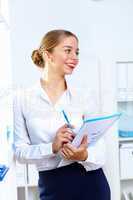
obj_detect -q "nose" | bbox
[70,51,79,61]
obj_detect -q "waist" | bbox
[39,162,85,177]
[36,157,103,172]
[39,162,102,178]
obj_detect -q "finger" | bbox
[60,151,68,160]
[59,128,72,135]
[61,137,73,144]
[59,132,75,142]
[80,135,88,148]
[66,129,76,138]
[66,128,73,133]
[59,124,69,131]
[63,132,74,140]
[82,135,88,143]
[61,128,74,134]
[60,124,75,132]
[61,148,72,159]
[63,143,77,152]
[61,137,72,144]
[62,146,74,156]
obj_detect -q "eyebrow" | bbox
[63,45,79,51]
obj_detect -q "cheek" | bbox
[52,54,66,64]
[76,59,79,65]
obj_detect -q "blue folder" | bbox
[72,112,122,147]
[0,164,9,181]
[58,112,122,167]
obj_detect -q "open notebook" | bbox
[58,112,121,167]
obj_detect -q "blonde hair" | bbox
[31,29,78,68]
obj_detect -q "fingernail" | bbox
[67,128,73,132]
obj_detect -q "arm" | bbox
[13,92,74,164]
[13,92,55,164]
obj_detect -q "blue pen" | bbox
[62,110,73,129]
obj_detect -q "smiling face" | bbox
[46,36,79,76]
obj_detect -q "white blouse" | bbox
[13,81,106,172]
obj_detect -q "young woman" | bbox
[13,29,111,200]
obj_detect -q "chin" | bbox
[65,68,74,75]
[65,71,73,75]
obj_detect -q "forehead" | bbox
[57,36,78,48]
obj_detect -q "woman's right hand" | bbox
[52,124,74,154]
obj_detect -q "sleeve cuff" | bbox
[39,143,55,158]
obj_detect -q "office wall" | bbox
[9,0,133,199]
[0,25,17,200]
[10,0,133,88]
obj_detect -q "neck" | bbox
[40,76,67,92]
[41,63,67,92]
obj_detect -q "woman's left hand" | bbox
[60,135,88,161]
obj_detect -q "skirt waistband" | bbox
[39,162,86,176]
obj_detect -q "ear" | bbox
[43,51,53,62]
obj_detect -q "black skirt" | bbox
[38,162,111,200]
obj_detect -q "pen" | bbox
[62,110,73,129]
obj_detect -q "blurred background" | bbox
[1,0,133,199]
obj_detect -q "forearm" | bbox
[14,142,56,164]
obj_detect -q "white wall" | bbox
[10,0,133,88]
[9,0,133,199]
[0,13,17,200]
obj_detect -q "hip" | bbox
[38,162,110,200]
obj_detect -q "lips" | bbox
[65,62,77,68]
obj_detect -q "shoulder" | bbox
[13,85,40,117]
[13,85,37,108]
[13,88,30,102]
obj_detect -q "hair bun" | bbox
[31,49,44,68]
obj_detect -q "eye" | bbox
[76,51,79,56]
[65,49,71,54]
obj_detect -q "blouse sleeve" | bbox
[13,91,55,164]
